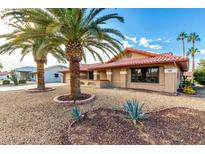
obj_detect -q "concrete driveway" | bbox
[0,83,67,92]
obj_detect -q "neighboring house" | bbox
[60,48,189,93]
[43,65,68,83]
[0,71,9,80]
[15,66,36,81]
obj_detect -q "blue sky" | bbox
[1,8,205,70]
[105,9,205,60]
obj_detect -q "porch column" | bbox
[120,68,127,88]
[164,66,178,93]
[106,69,112,87]
[106,69,112,81]
[93,70,99,80]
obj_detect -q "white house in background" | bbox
[15,66,36,81]
[43,65,68,83]
[15,65,68,83]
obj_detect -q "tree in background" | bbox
[0,62,3,70]
[4,8,125,99]
[177,32,187,56]
[187,32,201,48]
[0,14,66,90]
[194,59,205,87]
[187,47,200,82]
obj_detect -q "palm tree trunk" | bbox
[182,39,185,56]
[69,60,81,99]
[36,60,45,90]
[192,55,195,83]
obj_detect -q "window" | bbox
[54,73,59,78]
[89,71,94,80]
[131,67,159,83]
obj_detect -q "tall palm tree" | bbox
[177,32,187,56]
[187,47,200,82]
[0,22,66,90]
[3,8,125,99]
[187,32,201,48]
[0,62,3,70]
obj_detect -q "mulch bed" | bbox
[58,93,91,101]
[59,107,205,145]
[26,87,56,93]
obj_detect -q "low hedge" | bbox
[2,80,10,85]
[19,79,27,84]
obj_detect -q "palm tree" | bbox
[0,22,66,90]
[3,8,125,99]
[187,47,200,82]
[177,32,187,56]
[0,62,3,70]
[187,32,201,48]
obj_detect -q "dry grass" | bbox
[0,85,205,144]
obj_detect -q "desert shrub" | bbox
[11,75,18,85]
[71,106,82,121]
[19,79,26,84]
[123,99,148,124]
[2,80,10,85]
[183,86,196,94]
[180,75,192,88]
[194,70,205,87]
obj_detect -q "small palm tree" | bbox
[187,47,200,82]
[0,22,66,90]
[177,32,187,56]
[187,32,201,48]
[3,8,125,99]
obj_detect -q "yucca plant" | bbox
[123,99,148,124]
[70,106,82,121]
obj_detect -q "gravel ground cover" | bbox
[0,85,205,144]
[61,107,205,145]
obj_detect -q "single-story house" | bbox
[15,66,36,81]
[15,65,68,83]
[60,48,189,93]
[0,71,9,80]
[43,65,68,83]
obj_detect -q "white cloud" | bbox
[138,37,162,50]
[200,49,205,55]
[149,44,162,50]
[163,38,171,43]
[156,38,162,41]
[121,40,134,48]
[124,35,137,43]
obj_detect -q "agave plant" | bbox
[123,99,148,124]
[70,106,82,121]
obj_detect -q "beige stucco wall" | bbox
[114,52,150,62]
[111,68,121,87]
[108,64,182,93]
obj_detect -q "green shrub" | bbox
[180,75,192,88]
[2,80,10,85]
[19,79,26,84]
[71,106,82,121]
[124,99,149,124]
[183,86,196,94]
[194,70,205,87]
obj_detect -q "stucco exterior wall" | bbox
[114,52,150,62]
[108,63,181,93]
[44,66,66,83]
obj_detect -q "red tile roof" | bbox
[90,53,189,70]
[60,48,189,72]
[0,71,9,76]
[60,63,101,73]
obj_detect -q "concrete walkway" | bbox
[0,83,67,92]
